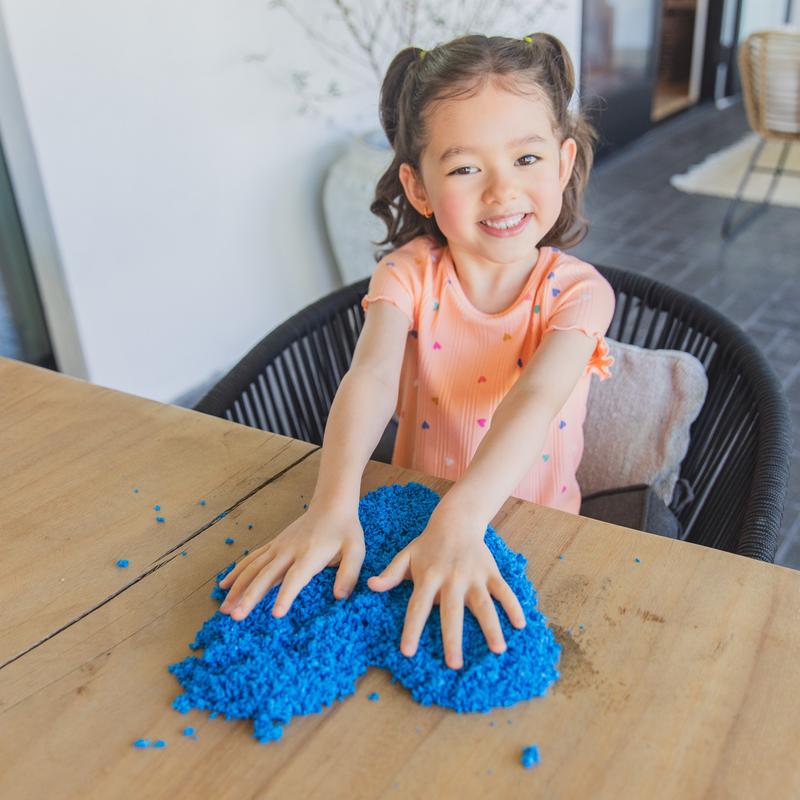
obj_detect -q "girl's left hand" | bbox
[366,507,527,670]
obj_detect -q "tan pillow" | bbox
[577,339,708,505]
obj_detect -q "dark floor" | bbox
[572,99,799,570]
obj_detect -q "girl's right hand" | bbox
[217,502,365,621]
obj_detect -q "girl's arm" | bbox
[437,328,598,522]
[311,300,409,510]
[368,329,598,669]
[218,300,409,620]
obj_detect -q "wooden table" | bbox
[1,356,799,800]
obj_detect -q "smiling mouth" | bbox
[479,212,531,232]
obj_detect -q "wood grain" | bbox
[2,448,799,800]
[0,357,315,664]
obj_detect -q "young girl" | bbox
[219,33,615,671]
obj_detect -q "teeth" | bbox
[481,213,525,230]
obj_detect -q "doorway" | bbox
[652,0,708,121]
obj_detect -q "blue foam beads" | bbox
[116,559,129,568]
[368,692,380,701]
[225,538,235,545]
[521,744,540,768]
[156,516,166,523]
[169,482,561,744]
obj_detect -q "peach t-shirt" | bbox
[361,235,615,513]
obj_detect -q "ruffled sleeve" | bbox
[360,252,418,331]
[542,255,616,380]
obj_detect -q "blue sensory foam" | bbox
[168,482,560,743]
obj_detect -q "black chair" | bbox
[194,267,791,562]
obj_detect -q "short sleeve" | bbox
[543,257,616,380]
[360,254,417,331]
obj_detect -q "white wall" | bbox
[1,0,581,403]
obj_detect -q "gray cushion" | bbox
[578,339,708,506]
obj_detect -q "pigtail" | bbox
[526,32,597,248]
[528,33,576,101]
[377,47,420,149]
[370,46,444,260]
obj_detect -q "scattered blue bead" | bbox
[558,555,565,560]
[183,727,195,736]
[247,523,253,529]
[634,557,641,563]
[303,504,308,510]
[133,738,150,748]
[243,549,250,555]
[116,559,129,568]
[133,488,140,494]
[152,739,166,748]
[199,499,206,506]
[156,516,166,523]
[154,504,161,511]
[225,538,235,545]
[579,624,585,631]
[521,744,540,768]
[367,692,380,701]
[181,551,188,557]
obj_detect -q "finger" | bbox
[333,541,365,599]
[467,587,506,654]
[367,549,410,593]
[488,575,527,629]
[229,552,292,620]
[440,584,465,670]
[219,544,271,589]
[400,580,439,657]
[219,550,273,608]
[272,558,325,617]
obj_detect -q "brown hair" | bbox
[370,33,597,261]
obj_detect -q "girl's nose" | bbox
[482,171,519,206]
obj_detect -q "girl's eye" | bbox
[448,155,539,176]
[449,166,477,176]
[517,154,539,166]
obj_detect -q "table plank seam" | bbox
[0,445,321,672]
[149,444,321,567]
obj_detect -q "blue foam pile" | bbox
[168,482,560,743]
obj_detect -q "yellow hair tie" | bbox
[523,36,533,43]
[419,49,427,60]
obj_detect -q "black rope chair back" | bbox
[194,268,791,561]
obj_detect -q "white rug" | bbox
[670,133,800,208]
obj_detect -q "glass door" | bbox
[581,0,662,155]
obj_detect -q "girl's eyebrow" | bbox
[439,134,547,163]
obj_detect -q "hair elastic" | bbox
[523,36,533,43]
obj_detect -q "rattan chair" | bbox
[722,29,800,239]
[194,268,791,562]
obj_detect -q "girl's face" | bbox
[399,77,577,269]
